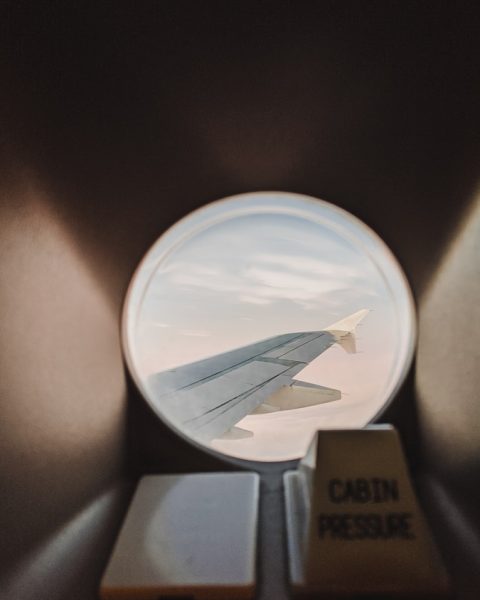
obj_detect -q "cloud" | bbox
[244,266,349,297]
[239,295,272,306]
[178,329,211,337]
[255,253,363,280]
[173,271,239,293]
[161,250,361,311]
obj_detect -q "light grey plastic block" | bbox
[100,472,260,599]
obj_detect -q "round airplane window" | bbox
[123,192,415,462]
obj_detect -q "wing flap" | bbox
[264,383,341,411]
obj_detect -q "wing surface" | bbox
[147,309,368,443]
[148,330,337,442]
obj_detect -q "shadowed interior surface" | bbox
[1,3,480,599]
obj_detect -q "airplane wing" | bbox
[147,309,368,443]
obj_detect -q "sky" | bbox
[133,205,403,461]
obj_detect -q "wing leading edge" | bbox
[148,309,368,443]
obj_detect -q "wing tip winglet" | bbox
[324,309,369,354]
[325,308,369,334]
